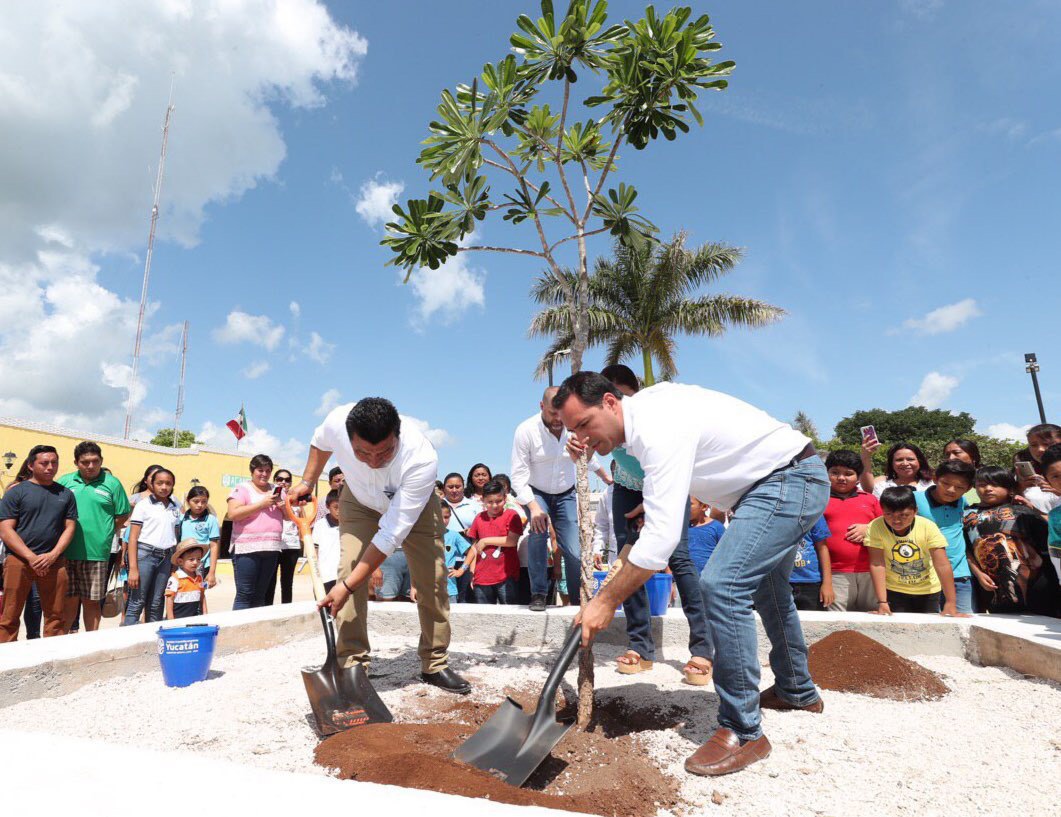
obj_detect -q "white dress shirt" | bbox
[310,403,438,556]
[592,484,617,562]
[510,413,600,505]
[622,383,810,571]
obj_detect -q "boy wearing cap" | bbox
[165,540,208,619]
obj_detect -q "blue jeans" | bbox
[947,576,975,614]
[528,486,580,599]
[624,500,713,663]
[701,456,830,741]
[232,551,280,610]
[123,544,175,625]
[378,550,411,600]
[473,578,518,604]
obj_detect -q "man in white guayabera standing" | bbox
[510,386,612,611]
[289,397,471,695]
[554,372,828,777]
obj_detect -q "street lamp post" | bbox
[1025,353,1047,424]
[546,348,571,387]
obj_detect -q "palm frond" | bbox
[529,268,579,306]
[532,335,575,380]
[528,305,573,338]
[603,331,638,368]
[663,295,786,336]
[683,241,745,288]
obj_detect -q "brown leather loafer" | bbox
[684,728,772,776]
[759,685,824,713]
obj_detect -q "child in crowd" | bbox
[1020,424,1061,514]
[123,467,181,625]
[790,515,833,611]
[963,466,1061,616]
[822,450,882,612]
[494,473,529,604]
[164,540,207,619]
[915,460,977,613]
[687,496,725,576]
[463,478,523,604]
[867,487,960,615]
[1040,445,1061,582]
[179,486,220,588]
[440,504,471,604]
[312,490,341,594]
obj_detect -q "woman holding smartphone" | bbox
[226,453,285,609]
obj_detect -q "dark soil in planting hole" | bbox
[315,692,686,817]
[808,630,949,701]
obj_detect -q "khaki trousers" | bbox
[827,571,877,612]
[0,554,68,642]
[337,487,451,673]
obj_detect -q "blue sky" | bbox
[2,0,1059,477]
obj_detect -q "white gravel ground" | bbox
[3,635,1060,816]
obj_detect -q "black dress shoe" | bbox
[529,594,547,612]
[420,667,471,695]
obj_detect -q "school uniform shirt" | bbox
[311,402,438,557]
[791,516,832,584]
[964,503,1061,616]
[915,488,970,579]
[865,516,947,595]
[165,568,205,618]
[57,471,131,562]
[620,382,811,571]
[312,515,341,584]
[510,413,600,505]
[127,495,180,549]
[443,529,471,596]
[687,519,726,575]
[822,491,882,573]
[179,514,221,570]
[872,478,934,498]
[467,509,523,586]
[0,481,78,556]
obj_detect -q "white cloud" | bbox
[402,415,454,449]
[197,420,307,466]
[214,310,285,350]
[982,422,1032,442]
[242,360,270,380]
[901,298,981,335]
[303,331,335,364]
[289,301,301,319]
[899,0,943,19]
[316,388,342,416]
[909,371,959,409]
[978,117,1028,141]
[355,176,404,228]
[400,242,486,327]
[0,2,364,434]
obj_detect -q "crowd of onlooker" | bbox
[1,411,1060,644]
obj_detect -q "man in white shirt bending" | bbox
[510,386,612,611]
[555,372,828,777]
[290,397,470,695]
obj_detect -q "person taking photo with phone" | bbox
[226,453,285,609]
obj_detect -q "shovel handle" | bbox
[532,625,583,728]
[285,495,326,601]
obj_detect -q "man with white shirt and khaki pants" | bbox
[290,397,471,695]
[555,372,829,777]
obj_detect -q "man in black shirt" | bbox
[0,445,78,640]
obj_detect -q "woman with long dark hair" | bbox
[464,463,492,510]
[860,441,934,497]
[268,468,303,604]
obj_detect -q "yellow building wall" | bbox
[0,419,329,503]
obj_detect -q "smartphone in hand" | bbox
[1015,461,1036,480]
[860,425,880,447]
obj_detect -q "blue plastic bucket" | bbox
[645,573,673,616]
[157,624,219,688]
[592,570,623,610]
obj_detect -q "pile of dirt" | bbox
[809,630,949,701]
[315,696,683,817]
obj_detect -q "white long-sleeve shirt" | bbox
[622,383,809,571]
[592,484,617,562]
[310,403,438,556]
[510,413,601,505]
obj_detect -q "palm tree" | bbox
[529,231,786,385]
[793,410,820,441]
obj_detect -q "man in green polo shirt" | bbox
[57,441,131,631]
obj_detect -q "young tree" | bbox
[383,0,734,724]
[833,406,975,447]
[149,428,200,448]
[529,232,782,385]
[792,410,819,442]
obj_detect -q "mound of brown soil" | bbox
[808,630,949,701]
[315,697,682,817]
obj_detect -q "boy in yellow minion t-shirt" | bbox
[866,486,961,616]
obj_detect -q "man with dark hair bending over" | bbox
[289,397,471,695]
[554,372,828,776]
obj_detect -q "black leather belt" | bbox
[790,443,817,467]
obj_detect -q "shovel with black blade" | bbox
[285,495,393,735]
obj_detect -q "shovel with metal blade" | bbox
[453,624,583,786]
[285,495,393,735]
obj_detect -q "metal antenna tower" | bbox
[123,91,175,439]
[172,321,189,447]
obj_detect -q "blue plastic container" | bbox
[157,624,219,688]
[645,573,673,616]
[592,570,624,610]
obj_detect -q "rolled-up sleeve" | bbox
[627,431,697,571]
[510,424,535,506]
[371,455,437,556]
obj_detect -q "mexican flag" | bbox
[226,405,248,441]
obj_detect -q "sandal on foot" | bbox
[616,650,653,674]
[683,658,713,686]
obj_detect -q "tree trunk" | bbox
[641,347,655,386]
